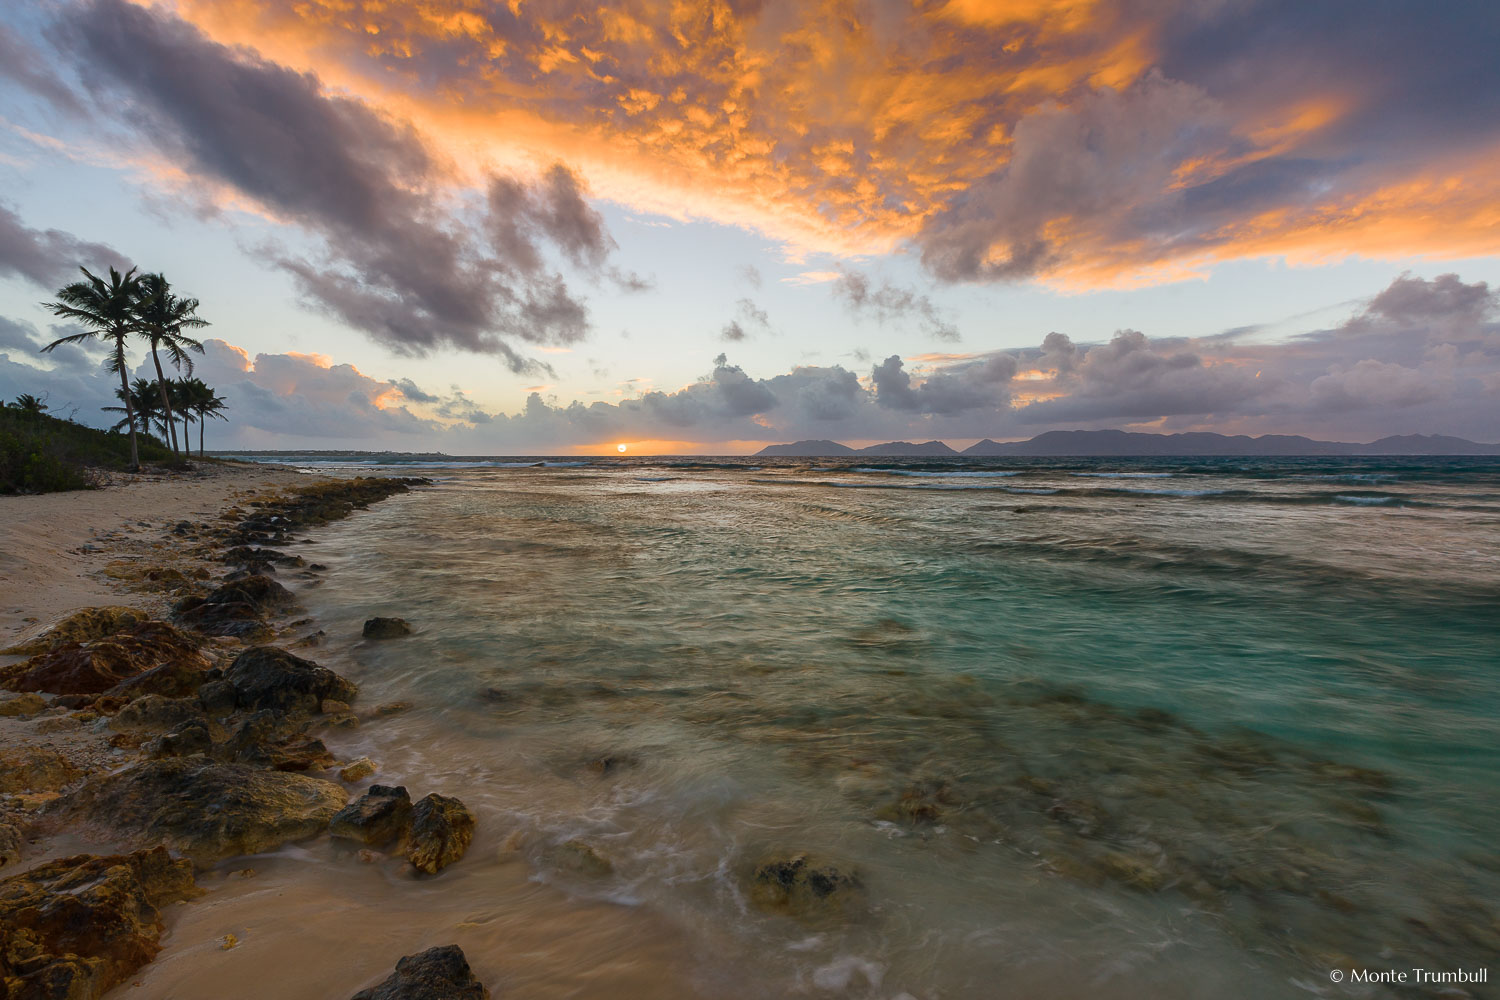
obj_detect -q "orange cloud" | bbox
[158,0,1500,286]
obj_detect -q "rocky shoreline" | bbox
[0,473,488,999]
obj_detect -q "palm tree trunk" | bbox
[199,410,206,455]
[150,346,179,455]
[116,342,140,471]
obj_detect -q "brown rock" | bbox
[0,692,46,717]
[350,944,488,1000]
[0,847,199,999]
[223,646,358,715]
[0,747,83,794]
[330,785,413,848]
[0,607,148,656]
[58,757,348,868]
[0,821,22,870]
[406,794,475,874]
[3,621,209,696]
[339,757,377,782]
[362,617,412,640]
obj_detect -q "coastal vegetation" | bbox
[0,266,231,493]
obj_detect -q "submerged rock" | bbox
[552,839,613,877]
[339,757,377,782]
[748,852,864,920]
[406,794,475,874]
[2,621,210,696]
[0,847,199,999]
[223,646,358,715]
[330,785,413,847]
[59,757,348,867]
[350,944,488,1000]
[363,617,412,640]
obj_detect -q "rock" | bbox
[106,655,213,700]
[221,711,335,771]
[144,720,213,759]
[322,711,360,730]
[58,757,348,867]
[363,617,412,640]
[406,794,476,874]
[340,757,377,782]
[197,678,238,717]
[322,698,352,714]
[0,606,148,656]
[2,621,210,696]
[747,852,864,919]
[224,646,358,715]
[350,944,489,1000]
[0,847,199,999]
[0,747,84,794]
[330,785,413,847]
[0,821,20,870]
[552,839,612,877]
[0,692,46,717]
[375,702,411,716]
[108,694,207,733]
[174,575,294,637]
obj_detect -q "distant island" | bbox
[755,431,1500,457]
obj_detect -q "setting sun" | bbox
[617,443,627,452]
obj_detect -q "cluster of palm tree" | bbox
[5,394,48,413]
[103,377,227,456]
[42,266,228,469]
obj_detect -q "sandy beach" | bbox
[0,463,322,648]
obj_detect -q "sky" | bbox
[0,0,1497,453]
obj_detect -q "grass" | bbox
[0,408,180,494]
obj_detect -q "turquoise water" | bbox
[277,457,1499,998]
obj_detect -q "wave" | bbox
[852,468,1023,478]
[1071,472,1177,479]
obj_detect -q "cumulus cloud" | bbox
[3,273,1495,449]
[833,272,958,342]
[48,0,631,369]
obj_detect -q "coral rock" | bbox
[3,622,209,696]
[330,785,413,847]
[223,646,357,715]
[362,617,413,640]
[405,794,476,875]
[0,847,199,999]
[58,757,348,868]
[350,944,488,1000]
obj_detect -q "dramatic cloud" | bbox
[123,0,1500,287]
[48,0,634,369]
[3,273,1495,449]
[0,204,129,289]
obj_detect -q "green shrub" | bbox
[0,408,176,494]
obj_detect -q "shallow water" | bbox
[131,456,1500,998]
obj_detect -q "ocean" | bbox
[167,455,1500,998]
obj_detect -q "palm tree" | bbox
[182,377,228,455]
[135,273,207,456]
[43,266,145,469]
[103,378,165,437]
[7,393,47,413]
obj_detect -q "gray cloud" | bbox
[720,321,747,342]
[833,271,959,342]
[4,273,1495,448]
[52,0,627,369]
[0,203,129,289]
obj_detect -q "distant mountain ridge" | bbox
[755,431,1500,457]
